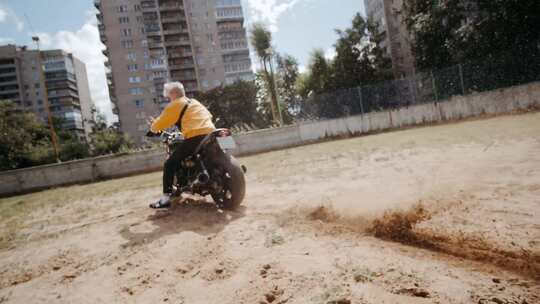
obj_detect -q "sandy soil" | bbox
[0,112,539,304]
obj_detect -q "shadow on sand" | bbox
[119,199,246,248]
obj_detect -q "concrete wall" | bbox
[0,149,166,197]
[1,81,539,196]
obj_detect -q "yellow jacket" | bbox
[151,97,215,139]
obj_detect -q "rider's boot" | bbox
[150,193,172,209]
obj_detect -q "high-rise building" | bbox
[95,0,253,145]
[0,45,95,141]
[364,0,415,78]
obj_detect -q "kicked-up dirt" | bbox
[0,112,539,303]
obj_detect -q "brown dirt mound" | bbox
[367,204,540,280]
[368,203,433,245]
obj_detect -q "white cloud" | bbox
[245,0,309,32]
[33,11,114,123]
[0,4,24,31]
[0,7,7,22]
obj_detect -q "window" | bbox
[130,88,143,95]
[121,28,132,37]
[152,71,167,79]
[134,99,144,108]
[34,83,40,88]
[141,39,148,47]
[127,64,138,71]
[136,16,144,23]
[202,80,209,88]
[117,5,128,12]
[118,17,130,24]
[129,76,141,83]
[126,52,137,61]
[134,4,141,11]
[121,40,134,49]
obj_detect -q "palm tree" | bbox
[249,23,282,126]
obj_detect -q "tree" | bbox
[0,100,50,170]
[402,0,470,70]
[249,22,282,125]
[195,80,270,131]
[332,13,392,89]
[89,113,134,155]
[275,54,300,124]
[402,0,540,70]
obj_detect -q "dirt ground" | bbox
[1,112,539,304]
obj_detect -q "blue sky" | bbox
[0,0,365,122]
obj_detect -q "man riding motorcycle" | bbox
[147,81,216,209]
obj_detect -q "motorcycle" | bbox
[151,128,246,210]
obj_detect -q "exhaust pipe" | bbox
[197,171,210,184]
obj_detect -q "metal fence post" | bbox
[430,70,439,101]
[458,63,466,95]
[357,86,365,116]
[410,74,417,104]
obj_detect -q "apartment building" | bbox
[95,0,253,145]
[0,45,95,141]
[364,0,415,78]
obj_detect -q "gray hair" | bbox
[163,81,185,98]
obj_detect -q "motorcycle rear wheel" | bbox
[211,155,245,210]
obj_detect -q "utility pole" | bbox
[32,36,61,163]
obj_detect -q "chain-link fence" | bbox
[292,43,540,122]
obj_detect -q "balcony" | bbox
[159,2,183,12]
[0,87,20,95]
[216,14,244,22]
[0,79,18,86]
[48,90,79,99]
[141,2,157,11]
[102,48,109,57]
[0,68,17,76]
[148,41,164,49]
[168,51,192,59]
[46,81,78,91]
[225,68,253,76]
[168,62,195,70]
[162,28,187,35]
[164,40,190,47]
[160,15,186,23]
[146,30,162,37]
[220,46,250,55]
[100,34,107,44]
[94,0,101,9]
